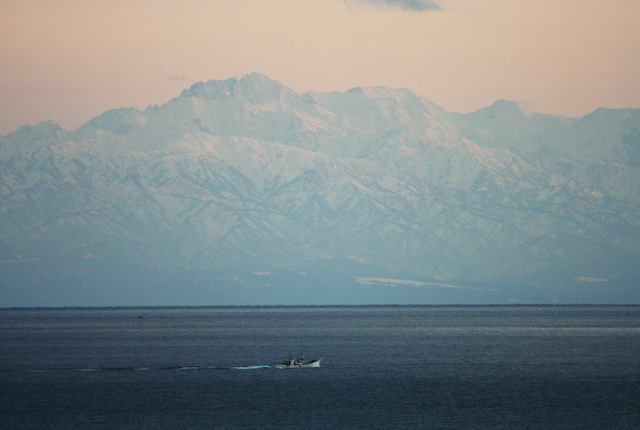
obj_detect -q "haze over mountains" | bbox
[2,73,639,306]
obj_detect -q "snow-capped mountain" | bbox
[2,73,639,306]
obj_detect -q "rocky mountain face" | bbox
[2,73,639,306]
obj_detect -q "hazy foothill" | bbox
[1,73,639,306]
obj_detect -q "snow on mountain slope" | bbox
[1,73,639,305]
[453,101,640,203]
[540,108,640,165]
[450,100,577,149]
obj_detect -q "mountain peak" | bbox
[179,73,294,104]
[486,99,533,118]
[5,120,62,140]
[80,107,146,134]
[0,120,63,158]
[239,72,278,86]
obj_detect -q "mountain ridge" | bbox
[1,73,639,306]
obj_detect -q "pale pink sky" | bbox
[1,0,639,135]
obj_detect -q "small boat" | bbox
[275,352,322,369]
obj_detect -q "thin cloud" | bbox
[346,0,441,11]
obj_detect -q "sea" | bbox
[1,306,639,429]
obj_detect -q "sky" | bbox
[1,0,639,135]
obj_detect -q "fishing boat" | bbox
[275,352,321,369]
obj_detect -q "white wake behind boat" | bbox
[275,353,322,369]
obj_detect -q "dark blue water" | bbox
[1,306,639,429]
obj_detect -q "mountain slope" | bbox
[1,73,639,306]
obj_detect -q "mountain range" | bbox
[2,73,639,306]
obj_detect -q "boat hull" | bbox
[275,358,321,369]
